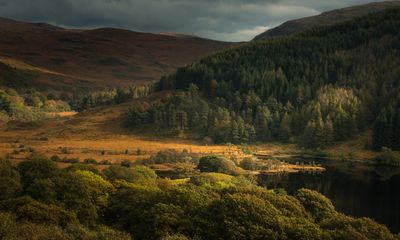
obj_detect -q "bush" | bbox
[103,165,157,183]
[61,157,80,164]
[65,164,103,176]
[18,155,58,188]
[99,160,111,165]
[150,149,196,164]
[0,159,22,200]
[375,148,400,166]
[197,155,241,175]
[84,158,98,165]
[202,136,213,145]
[295,188,335,221]
[15,200,78,227]
[5,222,71,240]
[0,212,15,239]
[60,147,70,154]
[120,160,131,167]
[50,155,61,162]
[161,234,189,240]
[239,157,261,171]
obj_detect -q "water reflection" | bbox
[257,160,400,233]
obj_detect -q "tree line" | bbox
[72,84,154,111]
[0,88,71,123]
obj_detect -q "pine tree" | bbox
[279,113,292,142]
[247,124,257,143]
[178,111,188,130]
[323,117,334,146]
[373,109,389,149]
[302,120,316,148]
[231,120,240,144]
[393,107,400,150]
[314,113,325,148]
[255,106,272,141]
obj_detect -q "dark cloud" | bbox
[0,0,388,41]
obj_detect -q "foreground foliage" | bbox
[0,156,398,240]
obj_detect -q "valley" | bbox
[1,1,400,239]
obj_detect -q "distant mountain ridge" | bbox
[253,1,400,40]
[0,17,232,93]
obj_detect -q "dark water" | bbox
[258,160,400,233]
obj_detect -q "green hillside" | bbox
[125,8,400,151]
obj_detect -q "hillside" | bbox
[143,7,400,153]
[0,17,232,93]
[253,1,400,40]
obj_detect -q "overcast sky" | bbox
[0,0,388,41]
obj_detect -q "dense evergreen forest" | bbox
[1,155,398,240]
[125,8,400,149]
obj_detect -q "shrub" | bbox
[151,149,196,164]
[18,155,58,187]
[375,148,400,166]
[84,158,97,165]
[62,157,80,163]
[103,165,157,183]
[60,147,70,154]
[0,159,22,200]
[15,200,77,227]
[295,188,335,221]
[0,212,15,239]
[5,222,72,240]
[239,157,261,171]
[161,234,189,240]
[136,148,143,155]
[202,136,214,145]
[50,155,61,162]
[25,178,57,204]
[120,160,131,167]
[197,155,241,175]
[99,160,111,165]
[65,164,103,176]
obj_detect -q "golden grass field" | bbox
[0,100,246,167]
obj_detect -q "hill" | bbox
[145,7,400,152]
[0,17,232,93]
[253,1,400,40]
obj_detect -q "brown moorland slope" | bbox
[0,17,233,92]
[253,1,400,40]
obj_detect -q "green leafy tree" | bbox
[17,155,58,190]
[0,159,22,200]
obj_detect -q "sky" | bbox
[0,0,388,42]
